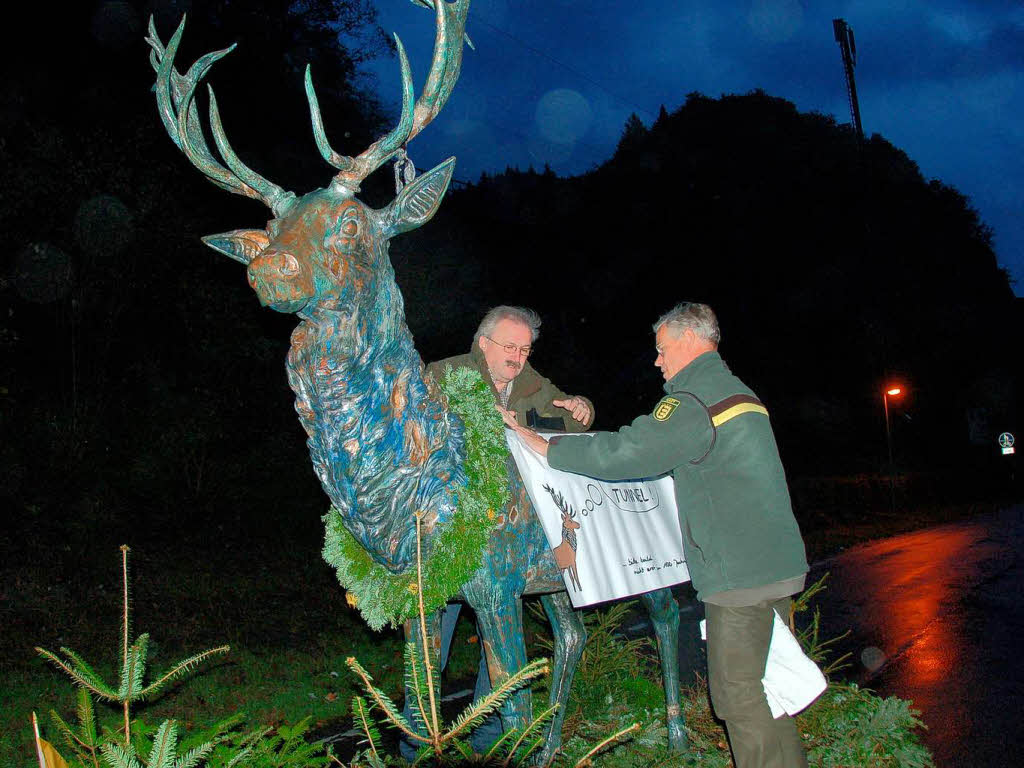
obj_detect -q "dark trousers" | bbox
[705,597,808,768]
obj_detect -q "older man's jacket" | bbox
[426,344,594,432]
[547,351,807,600]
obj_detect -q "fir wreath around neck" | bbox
[322,366,510,631]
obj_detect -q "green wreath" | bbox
[322,366,510,631]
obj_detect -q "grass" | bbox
[2,473,1009,767]
[1,526,415,767]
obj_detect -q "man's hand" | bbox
[510,422,550,456]
[553,396,592,425]
[496,405,519,429]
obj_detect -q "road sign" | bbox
[999,432,1015,455]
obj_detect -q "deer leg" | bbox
[474,599,532,745]
[400,608,445,761]
[536,592,586,765]
[641,587,688,751]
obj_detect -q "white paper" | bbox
[700,613,827,718]
[762,611,828,718]
[506,431,689,607]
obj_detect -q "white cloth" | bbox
[506,431,689,607]
[699,614,828,718]
[762,610,828,717]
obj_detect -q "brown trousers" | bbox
[705,598,809,768]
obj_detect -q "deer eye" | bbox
[341,219,358,236]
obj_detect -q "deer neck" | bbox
[285,267,465,574]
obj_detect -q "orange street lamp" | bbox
[883,385,904,513]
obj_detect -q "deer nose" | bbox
[248,251,301,281]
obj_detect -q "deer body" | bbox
[147,3,686,759]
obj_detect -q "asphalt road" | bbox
[808,504,1024,767]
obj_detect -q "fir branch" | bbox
[403,643,430,733]
[350,696,381,762]
[76,687,100,752]
[49,689,102,768]
[448,739,474,762]
[174,738,218,768]
[222,729,269,768]
[445,658,550,743]
[101,741,142,768]
[572,723,640,767]
[140,645,231,700]
[146,719,179,768]
[514,735,546,767]
[50,709,87,761]
[497,703,559,767]
[35,647,117,700]
[119,636,149,701]
[49,708,82,757]
[120,546,132,688]
[480,724,520,763]
[346,657,423,742]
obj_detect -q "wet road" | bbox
[808,505,1024,767]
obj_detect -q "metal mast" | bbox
[833,18,864,140]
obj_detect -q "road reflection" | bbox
[811,509,1022,768]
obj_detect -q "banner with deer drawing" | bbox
[506,432,690,608]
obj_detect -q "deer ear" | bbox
[385,157,456,236]
[201,229,271,265]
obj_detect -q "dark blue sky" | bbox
[365,1,1024,295]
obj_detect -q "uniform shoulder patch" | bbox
[653,396,681,422]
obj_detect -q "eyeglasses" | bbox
[484,335,532,357]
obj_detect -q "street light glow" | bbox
[881,383,905,515]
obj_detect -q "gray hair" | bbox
[653,302,721,346]
[476,305,542,342]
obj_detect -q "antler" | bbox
[306,0,471,193]
[146,16,297,217]
[543,484,573,518]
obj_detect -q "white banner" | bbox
[506,431,689,608]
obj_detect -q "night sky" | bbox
[366,0,1024,295]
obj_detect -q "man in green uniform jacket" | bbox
[427,304,594,431]
[510,302,809,768]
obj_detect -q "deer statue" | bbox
[146,1,686,760]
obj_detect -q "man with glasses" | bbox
[427,305,594,431]
[400,305,593,759]
[509,302,809,768]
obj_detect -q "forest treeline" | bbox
[395,90,1021,475]
[1,1,1019,549]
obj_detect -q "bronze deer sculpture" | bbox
[146,1,686,760]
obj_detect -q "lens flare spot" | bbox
[747,0,803,43]
[535,89,593,144]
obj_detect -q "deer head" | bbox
[543,484,581,530]
[146,1,471,317]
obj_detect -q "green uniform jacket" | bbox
[426,345,594,432]
[547,351,807,600]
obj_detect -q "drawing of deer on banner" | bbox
[543,484,582,592]
[145,1,688,760]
